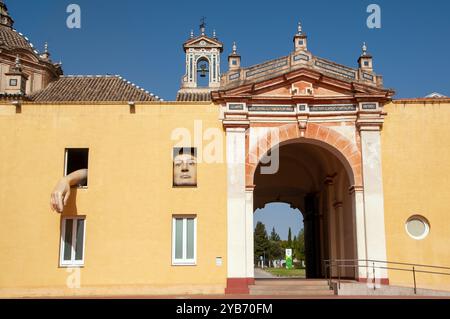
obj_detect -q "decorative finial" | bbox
[213,29,216,39]
[297,22,302,35]
[362,42,367,56]
[44,42,49,53]
[14,54,22,71]
[190,29,194,38]
[232,41,237,54]
[200,17,206,35]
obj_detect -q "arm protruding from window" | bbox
[50,169,88,213]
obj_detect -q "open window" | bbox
[196,57,210,88]
[65,148,89,187]
[173,147,197,187]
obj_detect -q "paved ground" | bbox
[254,268,277,279]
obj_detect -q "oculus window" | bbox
[405,215,430,240]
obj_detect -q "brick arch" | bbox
[246,123,363,187]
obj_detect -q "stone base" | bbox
[224,278,254,294]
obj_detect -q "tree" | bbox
[295,228,305,262]
[268,240,284,262]
[254,222,269,264]
[270,227,281,242]
[287,227,292,248]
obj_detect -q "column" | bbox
[325,178,338,276]
[350,186,368,280]
[225,127,249,294]
[360,128,389,283]
[333,202,345,258]
[245,187,255,284]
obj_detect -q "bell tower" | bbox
[177,19,223,99]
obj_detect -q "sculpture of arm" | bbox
[50,169,88,213]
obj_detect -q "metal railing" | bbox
[323,259,450,294]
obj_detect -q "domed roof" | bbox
[0,25,37,54]
[0,1,37,55]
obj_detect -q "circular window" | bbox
[405,215,430,240]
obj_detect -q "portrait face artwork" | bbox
[173,148,197,187]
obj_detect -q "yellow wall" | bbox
[0,102,227,297]
[382,100,450,291]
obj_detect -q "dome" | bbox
[0,1,37,55]
[0,25,37,54]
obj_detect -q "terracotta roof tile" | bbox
[0,25,37,54]
[29,75,161,102]
[176,92,211,102]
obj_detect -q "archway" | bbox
[252,139,358,280]
[196,57,210,87]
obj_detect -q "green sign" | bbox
[286,249,293,270]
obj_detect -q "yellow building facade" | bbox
[0,2,449,297]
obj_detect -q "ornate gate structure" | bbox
[212,26,394,294]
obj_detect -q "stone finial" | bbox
[40,42,51,60]
[200,17,206,35]
[297,22,303,35]
[213,29,217,39]
[232,41,237,54]
[362,42,367,56]
[14,54,22,71]
[190,29,194,38]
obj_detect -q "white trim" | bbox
[59,216,86,267]
[172,216,197,266]
[405,215,430,240]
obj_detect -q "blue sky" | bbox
[8,0,450,100]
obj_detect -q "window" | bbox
[298,40,304,45]
[405,215,430,240]
[232,60,237,66]
[65,148,89,187]
[60,217,86,267]
[173,147,197,187]
[364,61,370,67]
[9,79,17,86]
[172,216,197,265]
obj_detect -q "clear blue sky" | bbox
[8,0,450,100]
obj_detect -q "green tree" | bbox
[254,222,269,264]
[268,240,284,261]
[287,227,292,248]
[270,227,281,241]
[295,228,305,261]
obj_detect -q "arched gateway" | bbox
[212,27,394,294]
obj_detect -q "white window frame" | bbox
[172,216,197,266]
[60,216,86,267]
[405,215,430,240]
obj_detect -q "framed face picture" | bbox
[173,147,197,187]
